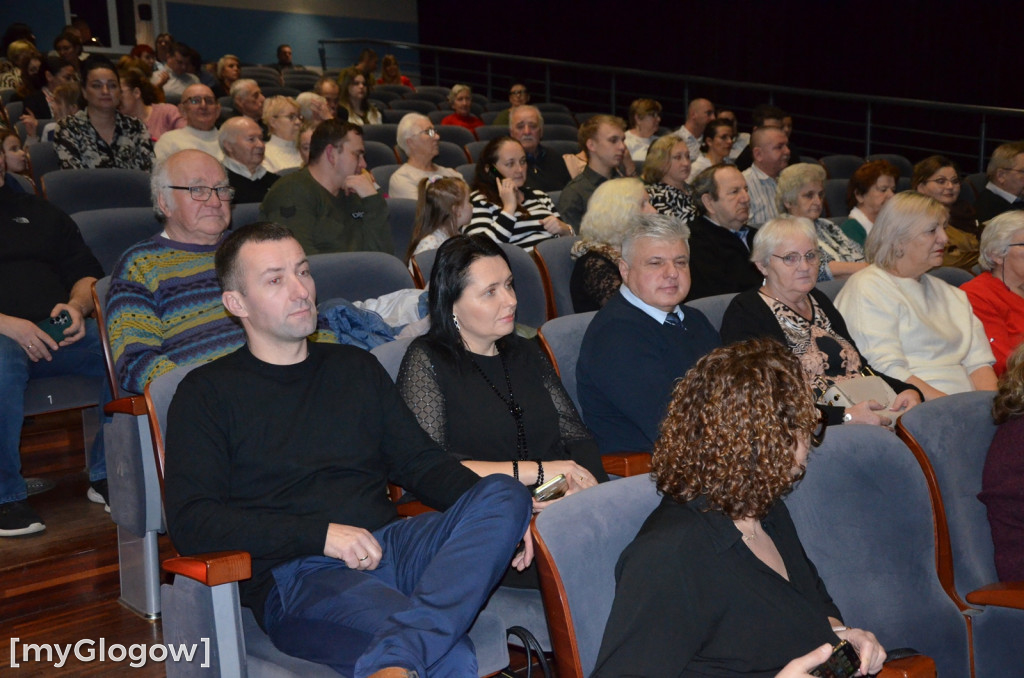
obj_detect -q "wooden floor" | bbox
[0,412,548,677]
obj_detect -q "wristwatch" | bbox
[843,412,853,423]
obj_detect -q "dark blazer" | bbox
[688,215,761,300]
[974,187,1024,224]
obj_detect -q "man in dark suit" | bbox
[974,141,1024,224]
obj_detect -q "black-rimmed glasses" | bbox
[167,185,236,202]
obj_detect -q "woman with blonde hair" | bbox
[836,192,997,399]
[376,54,414,90]
[337,66,381,125]
[570,177,656,312]
[261,95,303,173]
[213,54,240,98]
[624,98,662,162]
[642,134,699,223]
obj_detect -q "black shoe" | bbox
[87,479,110,513]
[0,501,46,536]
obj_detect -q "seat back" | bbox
[542,112,577,127]
[543,140,581,157]
[370,336,415,381]
[456,163,476,185]
[73,207,164,274]
[363,140,398,168]
[929,266,974,287]
[465,140,489,163]
[232,202,261,228]
[531,474,662,678]
[145,365,200,478]
[282,71,319,90]
[867,153,914,179]
[389,99,436,114]
[786,425,970,677]
[542,124,580,142]
[532,235,579,318]
[685,292,736,332]
[44,168,152,214]
[537,311,597,414]
[385,197,417,261]
[26,141,61,183]
[437,125,477,147]
[309,251,414,305]
[820,154,865,180]
[371,163,400,195]
[8,171,35,194]
[362,123,399,147]
[475,125,510,142]
[824,177,850,219]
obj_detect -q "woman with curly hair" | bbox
[980,343,1024,581]
[593,338,887,677]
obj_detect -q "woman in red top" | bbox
[376,54,414,91]
[441,84,483,132]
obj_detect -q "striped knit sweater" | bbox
[106,234,334,394]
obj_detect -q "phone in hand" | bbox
[532,474,568,502]
[37,310,72,343]
[810,640,860,678]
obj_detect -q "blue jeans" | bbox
[0,318,109,504]
[264,474,532,678]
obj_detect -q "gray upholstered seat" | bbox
[536,311,597,415]
[43,168,152,214]
[532,235,579,318]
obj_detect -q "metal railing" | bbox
[319,38,1024,172]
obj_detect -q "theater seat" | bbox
[43,168,152,214]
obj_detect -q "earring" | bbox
[452,313,461,331]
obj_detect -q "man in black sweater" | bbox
[163,222,532,678]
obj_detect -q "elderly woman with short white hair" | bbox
[387,112,461,200]
[261,95,302,173]
[295,91,333,126]
[962,211,1024,375]
[836,192,997,400]
[440,83,483,131]
[570,177,657,312]
[777,162,867,281]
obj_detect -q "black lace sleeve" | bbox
[396,341,450,454]
[572,251,622,312]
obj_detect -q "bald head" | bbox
[219,116,265,172]
[686,98,715,136]
[751,127,791,178]
[180,83,220,131]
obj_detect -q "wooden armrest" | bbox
[104,394,147,416]
[396,500,434,517]
[601,452,651,478]
[163,551,251,586]
[878,654,936,678]
[966,581,1024,609]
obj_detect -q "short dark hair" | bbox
[309,118,363,164]
[691,163,733,206]
[277,44,290,56]
[751,103,786,128]
[215,221,296,292]
[425,235,511,359]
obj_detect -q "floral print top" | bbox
[54,110,155,171]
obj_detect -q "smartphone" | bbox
[533,474,568,502]
[37,310,72,343]
[810,640,860,678]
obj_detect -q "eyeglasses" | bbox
[167,185,236,202]
[510,89,528,96]
[924,177,961,187]
[184,96,217,106]
[1008,243,1024,249]
[1003,167,1024,175]
[416,127,438,138]
[274,113,301,121]
[811,406,828,447]
[772,250,821,266]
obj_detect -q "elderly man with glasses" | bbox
[387,113,462,200]
[154,83,223,161]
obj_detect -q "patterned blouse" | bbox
[646,182,699,224]
[760,290,863,398]
[814,217,865,263]
[54,110,155,171]
[465,187,561,251]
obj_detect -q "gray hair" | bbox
[979,210,1024,271]
[295,91,326,121]
[230,78,257,102]
[580,178,648,248]
[987,141,1024,182]
[750,216,818,267]
[448,83,471,104]
[865,192,949,270]
[621,213,690,264]
[509,104,543,131]
[218,115,253,152]
[776,163,826,214]
[396,112,429,154]
[150,154,174,220]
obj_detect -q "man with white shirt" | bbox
[975,141,1024,223]
[155,84,223,161]
[220,116,280,203]
[742,127,791,227]
[687,164,761,300]
[676,98,715,161]
[387,113,460,200]
[577,213,720,455]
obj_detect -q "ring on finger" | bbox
[358,555,368,562]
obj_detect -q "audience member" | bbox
[118,67,184,141]
[161,43,200,100]
[467,137,572,251]
[624,98,662,162]
[689,118,736,177]
[912,155,980,272]
[734,103,786,171]
[295,91,333,126]
[164,220,531,677]
[183,45,217,92]
[743,126,791,227]
[675,97,715,161]
[571,177,656,312]
[0,129,30,188]
[37,80,80,143]
[577,213,720,455]
[271,44,299,73]
[376,54,413,90]
[962,211,1024,375]
[296,121,315,166]
[716,108,748,161]
[389,113,461,200]
[642,134,699,223]
[557,115,629,230]
[260,119,392,255]
[261,95,303,173]
[0,148,107,536]
[980,343,1024,581]
[230,78,266,125]
[592,338,886,678]
[493,82,530,127]
[777,163,866,280]
[510,105,572,193]
[154,83,223,161]
[129,44,165,88]
[353,47,378,80]
[3,40,39,94]
[441,83,483,131]
[720,216,921,426]
[839,159,899,246]
[21,55,78,120]
[397,237,606,583]
[687,164,760,299]
[212,53,239,98]
[219,116,280,203]
[836,192,996,399]
[974,141,1024,224]
[153,33,173,71]
[337,66,381,125]
[314,75,340,117]
[405,176,472,263]
[54,58,154,170]
[53,30,85,65]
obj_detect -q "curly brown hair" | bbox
[994,343,1024,424]
[652,338,819,520]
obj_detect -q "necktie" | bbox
[664,313,683,328]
